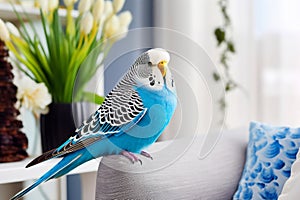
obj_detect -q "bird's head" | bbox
[146,48,170,78]
[132,48,176,93]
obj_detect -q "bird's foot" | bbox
[140,151,153,160]
[121,151,142,165]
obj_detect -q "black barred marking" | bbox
[75,52,152,137]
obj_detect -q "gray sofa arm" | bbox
[96,128,248,200]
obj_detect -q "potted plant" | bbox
[0,0,132,152]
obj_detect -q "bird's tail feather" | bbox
[10,153,82,200]
[52,153,92,179]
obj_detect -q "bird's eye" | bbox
[148,62,153,66]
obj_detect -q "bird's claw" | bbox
[141,151,153,160]
[121,151,142,165]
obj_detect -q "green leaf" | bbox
[82,92,105,105]
[219,98,226,111]
[214,28,225,46]
[11,4,35,46]
[225,82,231,91]
[225,81,237,92]
[213,72,221,81]
[11,57,36,81]
[227,41,235,53]
[220,53,227,64]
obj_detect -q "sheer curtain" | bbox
[153,0,222,140]
[254,0,300,127]
[153,0,300,130]
[153,0,256,130]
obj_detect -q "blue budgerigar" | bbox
[11,48,177,200]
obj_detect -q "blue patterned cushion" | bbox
[233,122,300,200]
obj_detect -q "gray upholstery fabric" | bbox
[95,128,248,200]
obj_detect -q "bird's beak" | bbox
[158,61,167,77]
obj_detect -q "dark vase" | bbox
[40,102,96,153]
[40,103,76,152]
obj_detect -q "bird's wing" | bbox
[26,82,146,168]
[75,90,145,137]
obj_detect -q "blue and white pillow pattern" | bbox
[234,122,300,200]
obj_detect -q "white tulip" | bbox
[0,19,10,42]
[114,26,128,41]
[63,0,72,6]
[104,15,120,39]
[15,76,52,116]
[78,0,92,14]
[80,12,94,35]
[64,0,78,7]
[92,0,104,22]
[48,0,59,11]
[37,0,48,13]
[118,11,132,28]
[6,22,20,38]
[112,0,125,13]
[105,11,131,42]
[103,1,113,18]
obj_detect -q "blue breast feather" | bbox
[114,85,177,153]
[88,85,177,157]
